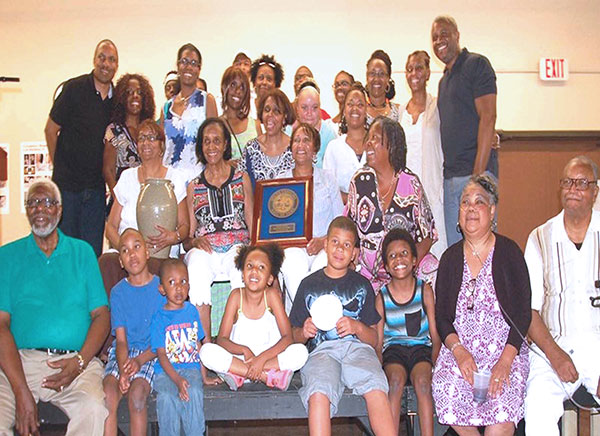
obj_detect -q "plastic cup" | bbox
[472,370,491,404]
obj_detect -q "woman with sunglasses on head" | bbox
[160,43,218,182]
[220,66,262,163]
[432,174,531,436]
[250,54,284,119]
[103,73,155,210]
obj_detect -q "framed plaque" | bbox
[251,176,313,248]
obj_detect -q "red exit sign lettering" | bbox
[539,58,569,81]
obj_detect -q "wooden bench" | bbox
[38,373,421,435]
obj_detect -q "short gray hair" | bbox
[432,15,459,33]
[463,173,499,205]
[27,179,62,205]
[566,155,598,180]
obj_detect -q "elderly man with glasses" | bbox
[0,180,109,436]
[524,155,600,435]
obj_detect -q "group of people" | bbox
[0,13,597,436]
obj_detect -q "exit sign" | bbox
[539,58,569,81]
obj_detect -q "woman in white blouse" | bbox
[322,83,368,203]
[399,51,447,257]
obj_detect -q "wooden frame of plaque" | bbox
[251,176,313,248]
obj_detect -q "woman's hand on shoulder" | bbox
[306,236,325,256]
[192,236,213,253]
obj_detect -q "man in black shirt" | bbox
[44,39,118,256]
[431,16,497,246]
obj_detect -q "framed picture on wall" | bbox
[251,176,313,248]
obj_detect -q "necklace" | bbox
[177,92,193,105]
[369,99,389,109]
[465,232,493,265]
[379,173,398,202]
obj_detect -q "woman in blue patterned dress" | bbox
[432,174,531,434]
[160,43,218,182]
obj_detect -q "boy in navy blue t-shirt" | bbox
[151,258,206,435]
[290,217,395,435]
[103,229,166,436]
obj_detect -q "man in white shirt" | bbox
[524,155,600,435]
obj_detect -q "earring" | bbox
[340,115,347,133]
[491,219,497,232]
[312,154,317,165]
[456,222,462,234]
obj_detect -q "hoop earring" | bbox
[456,222,462,234]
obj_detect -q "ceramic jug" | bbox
[136,178,177,259]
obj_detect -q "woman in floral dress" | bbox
[433,174,531,434]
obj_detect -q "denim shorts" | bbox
[299,338,389,415]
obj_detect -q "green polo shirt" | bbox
[0,230,108,350]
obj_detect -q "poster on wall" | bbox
[21,142,53,213]
[0,144,9,214]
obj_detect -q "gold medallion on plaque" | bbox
[268,188,299,219]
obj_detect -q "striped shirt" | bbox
[381,279,432,348]
[524,210,600,339]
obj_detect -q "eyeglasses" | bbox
[459,198,491,211]
[333,81,351,90]
[178,58,200,68]
[138,134,158,142]
[559,178,597,191]
[126,89,142,97]
[367,70,388,79]
[465,278,477,310]
[26,197,59,209]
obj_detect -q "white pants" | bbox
[279,247,328,313]
[184,245,244,306]
[199,342,308,374]
[0,350,107,436]
[525,336,600,436]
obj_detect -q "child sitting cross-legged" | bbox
[103,228,166,436]
[289,216,395,436]
[200,243,309,391]
[375,228,441,436]
[151,258,206,436]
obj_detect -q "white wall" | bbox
[1,0,599,243]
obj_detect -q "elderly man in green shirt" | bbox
[0,179,110,436]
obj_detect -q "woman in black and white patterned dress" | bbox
[238,89,295,190]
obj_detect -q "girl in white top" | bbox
[323,83,369,203]
[399,51,447,258]
[200,243,308,391]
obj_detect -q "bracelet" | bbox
[449,342,463,353]
[75,353,86,374]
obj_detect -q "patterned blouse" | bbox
[346,166,437,293]
[238,138,294,188]
[190,167,249,253]
[163,89,207,180]
[105,122,140,181]
[366,102,401,128]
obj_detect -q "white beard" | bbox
[32,217,59,238]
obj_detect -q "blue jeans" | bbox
[59,188,105,257]
[154,369,205,436]
[443,175,471,247]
